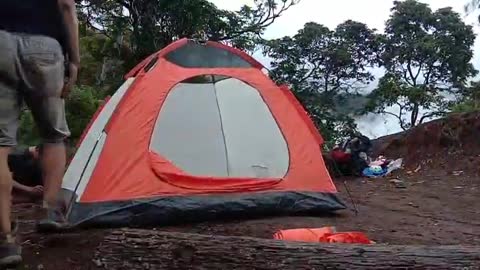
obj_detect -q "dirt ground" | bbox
[13,172,480,269]
[12,112,480,269]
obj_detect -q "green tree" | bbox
[77,0,301,97]
[263,21,379,146]
[78,27,124,87]
[451,81,480,113]
[366,0,477,130]
[78,0,300,67]
[17,110,40,147]
[64,85,104,145]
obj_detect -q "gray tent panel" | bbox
[150,82,228,177]
[215,78,289,178]
[150,76,290,179]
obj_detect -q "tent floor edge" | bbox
[67,191,346,229]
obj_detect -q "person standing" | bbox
[0,0,79,265]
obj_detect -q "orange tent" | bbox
[60,39,345,228]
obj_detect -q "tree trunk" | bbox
[94,229,480,270]
[411,103,420,128]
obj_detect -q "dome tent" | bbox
[59,39,346,228]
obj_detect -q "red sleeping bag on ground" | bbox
[273,227,374,244]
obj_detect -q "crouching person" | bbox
[330,133,372,176]
[9,145,45,203]
[0,0,79,265]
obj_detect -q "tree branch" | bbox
[298,62,319,84]
[410,103,420,127]
[82,18,113,39]
[407,59,417,87]
[414,60,423,83]
[418,111,445,124]
[381,110,408,130]
[395,100,407,129]
[219,0,299,41]
[401,65,414,87]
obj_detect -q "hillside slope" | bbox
[373,112,480,175]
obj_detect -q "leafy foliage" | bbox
[365,0,478,130]
[17,110,40,147]
[78,28,124,87]
[64,86,104,145]
[451,81,480,113]
[78,0,299,67]
[264,21,379,146]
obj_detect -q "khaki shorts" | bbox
[0,30,70,147]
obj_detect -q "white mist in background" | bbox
[355,114,400,139]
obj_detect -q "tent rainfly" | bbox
[59,39,346,228]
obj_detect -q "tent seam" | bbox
[212,76,231,176]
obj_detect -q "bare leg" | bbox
[0,147,12,234]
[0,147,22,265]
[40,143,66,208]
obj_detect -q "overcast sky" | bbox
[208,0,480,138]
[210,0,479,37]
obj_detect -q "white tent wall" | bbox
[61,77,136,202]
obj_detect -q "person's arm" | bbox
[12,181,32,193]
[58,0,79,65]
[58,0,80,97]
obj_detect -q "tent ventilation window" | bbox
[165,42,253,68]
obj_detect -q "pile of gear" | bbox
[330,133,373,177]
[329,133,403,178]
[362,156,403,178]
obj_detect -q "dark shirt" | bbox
[0,0,67,53]
[8,148,43,187]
